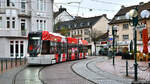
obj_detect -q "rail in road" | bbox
[11,58,95,84]
[12,65,47,84]
[72,56,132,84]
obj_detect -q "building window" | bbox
[74,24,77,28]
[80,23,84,27]
[21,19,25,31]
[20,41,24,57]
[84,29,90,35]
[7,0,10,6]
[87,22,90,26]
[12,17,15,28]
[21,0,26,12]
[37,0,45,11]
[0,0,2,7]
[44,20,46,30]
[140,31,142,39]
[15,41,19,57]
[40,20,43,30]
[68,25,71,29]
[123,24,129,29]
[37,20,39,30]
[123,35,129,40]
[10,41,24,58]
[7,17,10,29]
[10,41,14,57]
[7,0,15,7]
[0,17,2,29]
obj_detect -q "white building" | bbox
[0,0,54,58]
[54,6,74,24]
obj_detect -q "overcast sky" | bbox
[54,0,150,19]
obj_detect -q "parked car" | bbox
[99,48,108,56]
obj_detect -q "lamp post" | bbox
[125,7,150,81]
[112,25,117,65]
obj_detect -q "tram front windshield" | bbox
[28,37,41,56]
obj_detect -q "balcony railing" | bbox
[21,30,27,36]
[18,10,31,18]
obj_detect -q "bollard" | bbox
[11,58,13,68]
[20,57,21,65]
[1,60,3,72]
[126,60,128,76]
[24,57,26,64]
[15,58,17,66]
[6,59,7,70]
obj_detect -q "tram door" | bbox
[57,42,61,62]
[75,45,78,60]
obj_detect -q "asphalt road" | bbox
[14,66,43,84]
[40,60,94,84]
[13,59,94,84]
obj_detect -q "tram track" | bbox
[12,65,27,84]
[12,65,48,84]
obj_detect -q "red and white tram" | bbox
[27,31,88,65]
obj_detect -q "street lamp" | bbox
[125,7,150,81]
[112,25,117,65]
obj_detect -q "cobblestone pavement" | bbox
[40,58,94,84]
[72,56,133,84]
[96,56,150,81]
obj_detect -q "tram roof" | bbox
[81,40,88,45]
[67,37,78,44]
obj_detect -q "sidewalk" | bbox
[96,56,150,81]
[0,59,26,74]
[72,56,132,84]
[0,65,26,84]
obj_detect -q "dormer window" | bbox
[87,22,90,26]
[74,24,77,28]
[115,15,126,20]
[80,23,83,27]
[68,25,71,29]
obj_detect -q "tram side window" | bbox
[50,42,56,54]
[61,43,65,53]
[63,43,67,53]
[41,40,50,54]
[79,46,83,53]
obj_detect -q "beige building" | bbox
[55,14,109,55]
[109,2,150,52]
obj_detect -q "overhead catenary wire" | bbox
[54,3,116,12]
[91,0,123,5]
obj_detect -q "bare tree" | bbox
[91,28,108,55]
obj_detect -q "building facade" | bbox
[54,6,74,24]
[109,2,150,52]
[55,14,109,55]
[0,0,53,58]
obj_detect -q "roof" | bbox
[54,11,62,18]
[109,2,150,25]
[55,14,107,30]
[54,7,67,18]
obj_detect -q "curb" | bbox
[71,59,97,84]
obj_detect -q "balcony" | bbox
[18,10,31,18]
[21,30,27,36]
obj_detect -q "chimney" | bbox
[139,2,144,5]
[121,5,125,9]
[59,5,67,12]
[103,14,107,17]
